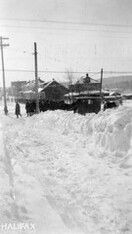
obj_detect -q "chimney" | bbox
[86,73,90,83]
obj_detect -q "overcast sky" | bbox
[1,0,132,86]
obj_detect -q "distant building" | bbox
[69,73,101,93]
[11,81,28,97]
[64,73,103,114]
[22,78,45,92]
[10,78,45,100]
[18,79,69,102]
[39,79,69,101]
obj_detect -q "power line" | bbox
[9,47,33,55]
[0,69,100,74]
[1,17,132,28]
[1,68,132,75]
[1,24,132,35]
[2,25,132,40]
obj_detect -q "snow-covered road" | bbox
[0,107,76,234]
[0,101,132,234]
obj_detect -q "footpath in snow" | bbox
[0,103,77,234]
[0,101,132,234]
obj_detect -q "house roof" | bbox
[76,75,100,85]
[40,79,69,92]
[38,88,44,93]
[64,92,80,97]
[23,90,34,94]
[74,96,101,100]
[42,80,54,90]
[23,78,45,87]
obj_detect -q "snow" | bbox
[0,100,132,234]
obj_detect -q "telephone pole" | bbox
[100,68,103,98]
[0,37,9,115]
[34,42,39,113]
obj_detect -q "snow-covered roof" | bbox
[76,76,100,84]
[40,79,68,92]
[23,79,45,88]
[64,92,79,97]
[38,88,44,93]
[80,90,100,95]
[123,93,132,96]
[42,80,54,90]
[110,91,121,96]
[23,90,34,93]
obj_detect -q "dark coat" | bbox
[25,101,30,114]
[15,103,20,115]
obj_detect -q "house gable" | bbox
[40,79,69,101]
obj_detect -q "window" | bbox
[88,99,93,104]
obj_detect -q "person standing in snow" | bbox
[15,101,22,118]
[25,100,30,116]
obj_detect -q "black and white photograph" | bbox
[0,0,132,233]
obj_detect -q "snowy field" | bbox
[0,100,132,234]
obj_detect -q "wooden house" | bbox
[39,79,69,101]
[64,73,103,114]
[69,73,101,93]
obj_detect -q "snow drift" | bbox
[1,101,132,234]
[27,104,132,161]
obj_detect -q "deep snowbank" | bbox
[27,104,132,161]
[1,101,132,234]
[17,104,132,233]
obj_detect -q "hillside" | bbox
[103,75,132,93]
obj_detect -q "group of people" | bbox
[15,100,36,118]
[25,99,78,115]
[15,99,79,118]
[25,100,36,116]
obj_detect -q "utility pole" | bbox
[99,68,103,111]
[100,68,103,98]
[34,42,39,113]
[0,37,9,115]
